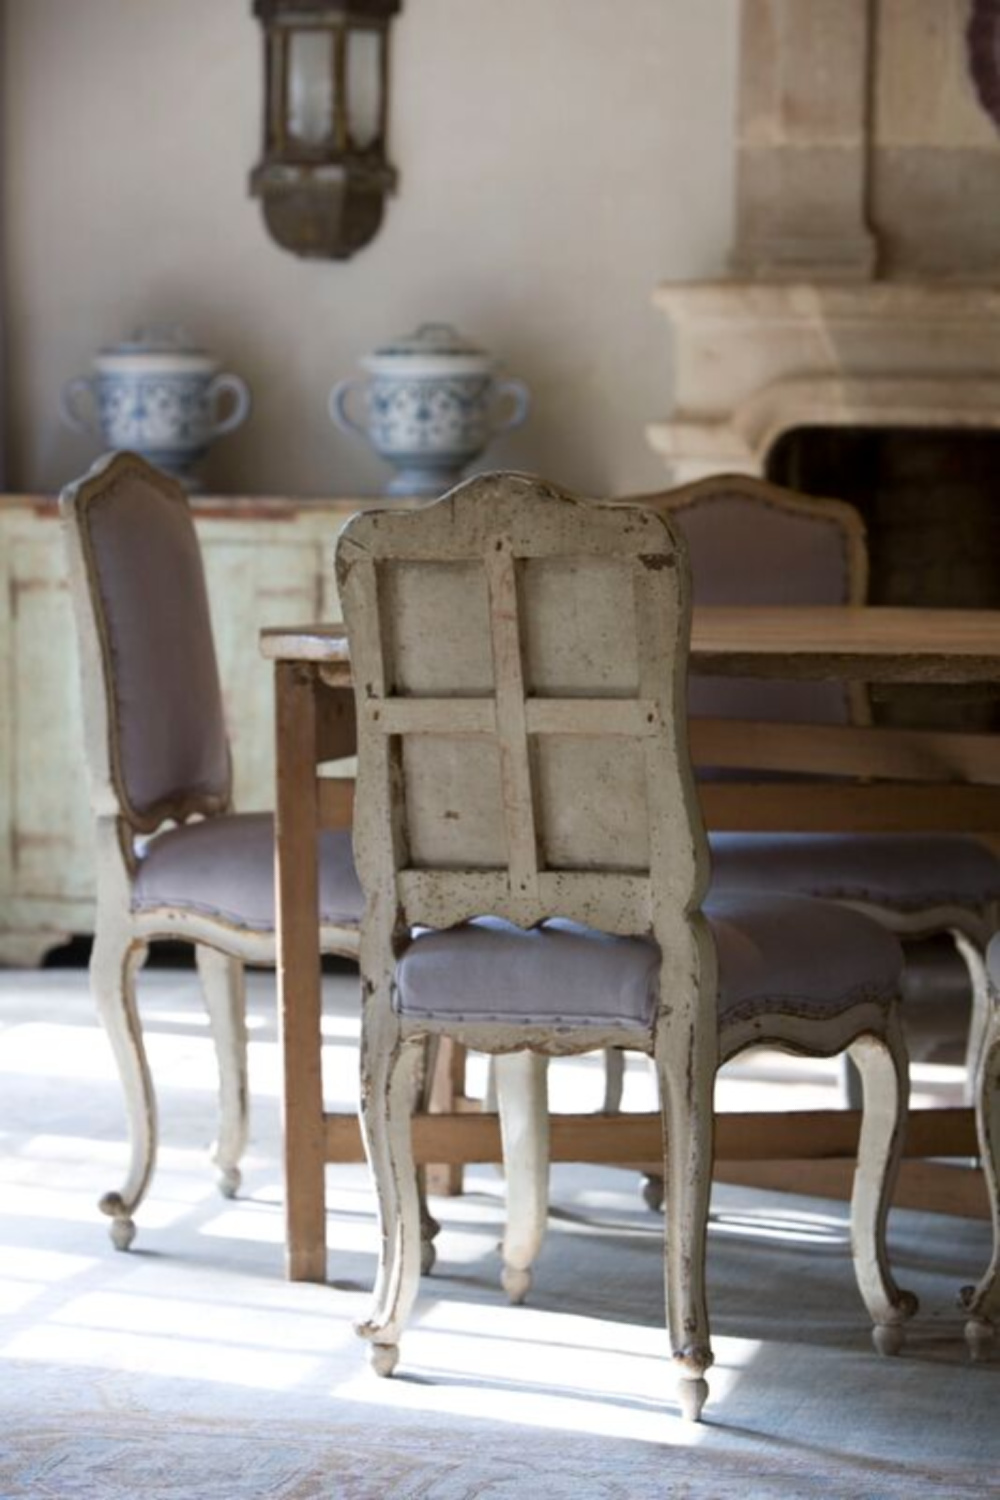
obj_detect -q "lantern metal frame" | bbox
[250,0,401,259]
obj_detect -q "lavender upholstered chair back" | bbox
[62,453,231,830]
[648,476,868,729]
[336,473,709,938]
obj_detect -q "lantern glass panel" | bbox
[348,28,382,149]
[288,29,334,147]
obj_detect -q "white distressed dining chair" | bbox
[962,929,1000,1358]
[61,450,364,1252]
[650,475,1000,1102]
[337,471,916,1421]
[596,475,999,1158]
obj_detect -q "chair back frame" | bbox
[337,472,714,1052]
[623,473,871,727]
[60,451,233,843]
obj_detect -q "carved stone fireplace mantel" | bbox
[649,1,1000,487]
[648,281,1000,483]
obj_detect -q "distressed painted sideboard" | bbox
[0,493,368,964]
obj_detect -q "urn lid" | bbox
[362,322,494,377]
[95,325,218,373]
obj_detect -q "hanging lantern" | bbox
[250,0,401,259]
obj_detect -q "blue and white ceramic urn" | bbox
[329,322,530,496]
[60,327,251,490]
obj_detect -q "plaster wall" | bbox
[2,0,739,498]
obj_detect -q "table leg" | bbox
[425,1038,469,1197]
[275,661,327,1282]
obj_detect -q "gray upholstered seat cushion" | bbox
[397,919,660,1030]
[132,812,363,931]
[707,892,901,1025]
[710,832,1000,912]
[394,893,902,1030]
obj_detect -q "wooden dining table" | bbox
[262,606,1000,1281]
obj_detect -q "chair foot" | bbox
[641,1174,664,1213]
[872,1288,918,1356]
[964,1313,995,1362]
[368,1341,400,1378]
[501,1264,532,1304]
[217,1165,241,1199]
[100,1193,137,1251]
[872,1323,905,1357]
[677,1376,709,1423]
[197,947,249,1199]
[674,1341,713,1421]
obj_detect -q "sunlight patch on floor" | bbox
[2,1321,326,1390]
[710,1209,848,1247]
[50,1286,359,1353]
[0,1181,194,1229]
[0,1245,104,1315]
[0,1240,764,1428]
[199,1204,291,1246]
[331,1314,758,1446]
[1,1023,132,1081]
[0,1245,99,1281]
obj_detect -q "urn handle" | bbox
[59,375,100,437]
[491,378,531,436]
[207,373,252,438]
[329,378,369,438]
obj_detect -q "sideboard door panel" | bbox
[9,537,95,898]
[200,532,331,814]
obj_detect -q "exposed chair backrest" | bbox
[627,474,869,728]
[60,451,232,834]
[336,473,709,943]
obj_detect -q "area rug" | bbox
[0,966,996,1498]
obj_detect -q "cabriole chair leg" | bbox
[415,1036,445,1275]
[495,1050,550,1304]
[847,1020,919,1356]
[91,931,153,1251]
[953,929,992,1109]
[195,944,249,1199]
[961,1014,1000,1358]
[356,1029,424,1377]
[657,1040,715,1423]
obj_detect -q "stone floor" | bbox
[0,959,995,1498]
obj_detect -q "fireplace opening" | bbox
[767,425,1000,730]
